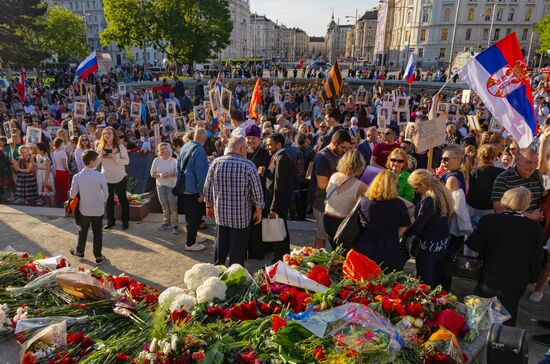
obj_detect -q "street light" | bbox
[344,9,358,65]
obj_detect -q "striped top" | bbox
[491,167,544,212]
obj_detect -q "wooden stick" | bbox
[427,148,434,171]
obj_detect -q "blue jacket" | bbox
[177,141,209,195]
[358,140,377,165]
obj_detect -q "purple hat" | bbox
[245,124,261,138]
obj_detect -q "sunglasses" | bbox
[320,126,327,129]
[441,157,453,162]
[390,158,404,164]
[385,132,394,135]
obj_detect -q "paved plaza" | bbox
[0,205,549,363]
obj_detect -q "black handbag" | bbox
[450,249,483,280]
[487,323,528,364]
[334,196,363,249]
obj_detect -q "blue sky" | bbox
[250,0,380,37]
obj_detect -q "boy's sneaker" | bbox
[95,256,107,265]
[69,248,84,258]
[184,243,206,252]
[172,226,180,235]
[158,223,170,230]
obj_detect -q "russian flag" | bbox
[76,51,98,79]
[458,33,536,148]
[403,54,415,84]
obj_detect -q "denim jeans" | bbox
[157,185,178,226]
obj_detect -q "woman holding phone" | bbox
[97,127,130,230]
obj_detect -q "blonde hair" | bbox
[337,149,365,177]
[408,169,454,216]
[476,144,498,167]
[367,170,398,201]
[156,142,171,155]
[444,144,471,178]
[501,186,531,212]
[56,129,69,143]
[385,148,409,170]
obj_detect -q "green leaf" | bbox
[203,340,226,364]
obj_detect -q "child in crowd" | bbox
[13,145,38,205]
[35,143,56,207]
[150,142,179,234]
[52,137,70,206]
[0,136,14,201]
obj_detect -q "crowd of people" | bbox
[1,68,550,334]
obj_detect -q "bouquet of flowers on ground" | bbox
[463,295,511,342]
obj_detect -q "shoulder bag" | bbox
[334,196,364,249]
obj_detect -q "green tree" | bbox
[0,0,48,67]
[535,14,550,57]
[101,0,232,72]
[39,6,87,61]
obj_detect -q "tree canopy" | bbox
[39,6,88,61]
[535,13,550,56]
[0,1,87,66]
[0,0,48,66]
[101,0,232,68]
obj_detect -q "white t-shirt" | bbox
[52,149,68,171]
[150,157,177,188]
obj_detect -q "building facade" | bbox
[344,11,378,61]
[220,0,251,60]
[377,0,549,70]
[47,0,166,66]
[308,37,326,59]
[324,14,353,63]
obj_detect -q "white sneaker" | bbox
[196,235,207,244]
[529,291,543,303]
[158,223,170,230]
[184,243,206,252]
[172,226,180,235]
[13,198,26,204]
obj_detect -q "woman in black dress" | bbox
[466,186,543,326]
[355,170,411,271]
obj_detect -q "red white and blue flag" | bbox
[76,51,98,79]
[216,71,223,94]
[403,54,415,84]
[458,33,536,148]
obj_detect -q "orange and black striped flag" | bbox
[321,59,343,102]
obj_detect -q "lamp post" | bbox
[345,9,359,65]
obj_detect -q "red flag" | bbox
[248,78,262,119]
[17,70,25,102]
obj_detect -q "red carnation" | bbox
[115,353,129,362]
[381,297,394,312]
[191,351,206,362]
[22,352,36,364]
[406,303,424,317]
[271,315,287,333]
[313,346,325,361]
[395,303,407,316]
[307,265,331,287]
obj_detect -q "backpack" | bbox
[294,148,306,183]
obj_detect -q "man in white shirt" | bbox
[230,110,254,138]
[69,150,109,264]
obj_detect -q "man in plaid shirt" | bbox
[204,136,264,265]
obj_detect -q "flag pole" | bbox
[446,0,461,81]
[79,79,84,100]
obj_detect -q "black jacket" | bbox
[265,150,292,215]
[466,212,544,296]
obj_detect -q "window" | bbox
[485,8,492,21]
[525,8,532,22]
[465,28,472,41]
[522,28,528,41]
[439,48,446,58]
[418,48,424,58]
[506,28,512,36]
[405,30,410,41]
[420,29,427,41]
[496,8,503,21]
[407,11,412,23]
[508,9,514,21]
[493,28,500,41]
[441,28,448,41]
[483,28,489,41]
[422,10,429,23]
[443,8,451,22]
[467,8,474,21]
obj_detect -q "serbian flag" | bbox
[17,70,25,101]
[249,78,261,119]
[403,54,415,84]
[458,33,536,148]
[76,51,98,79]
